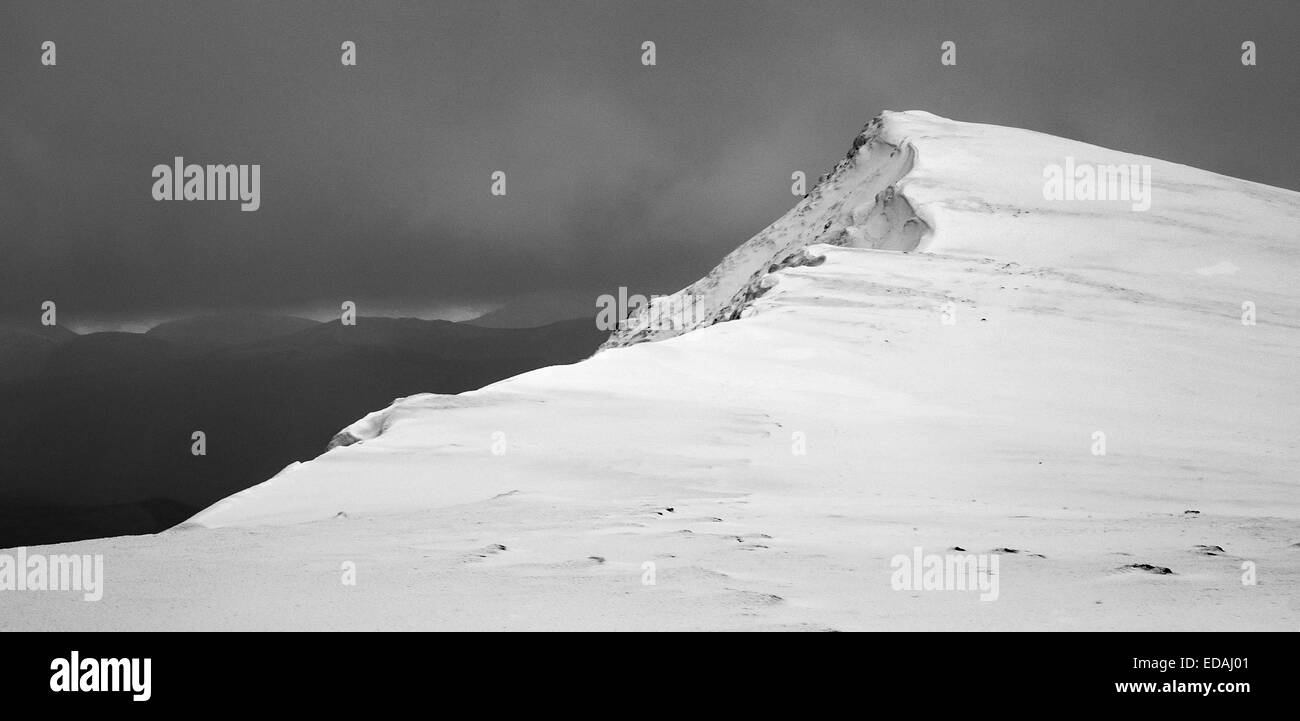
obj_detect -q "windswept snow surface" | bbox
[6,111,1298,631]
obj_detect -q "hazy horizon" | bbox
[17,300,497,335]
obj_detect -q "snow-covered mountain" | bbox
[6,111,1298,631]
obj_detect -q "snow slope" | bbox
[5,111,1298,631]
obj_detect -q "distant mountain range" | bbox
[0,312,605,547]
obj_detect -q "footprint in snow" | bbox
[989,547,1047,558]
[730,589,784,606]
[548,556,607,570]
[464,543,508,562]
[1117,563,1174,575]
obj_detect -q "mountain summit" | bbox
[607,110,1297,348]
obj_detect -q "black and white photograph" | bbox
[0,0,1295,704]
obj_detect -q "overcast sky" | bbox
[3,0,1297,331]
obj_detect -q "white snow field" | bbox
[4,111,1298,630]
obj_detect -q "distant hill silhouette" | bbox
[146,313,320,352]
[0,325,77,384]
[466,291,595,328]
[0,314,606,548]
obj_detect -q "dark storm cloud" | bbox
[2,0,1297,328]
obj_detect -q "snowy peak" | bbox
[15,107,1300,632]
[604,109,1300,349]
[184,110,1300,534]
